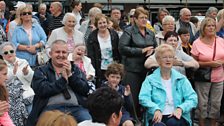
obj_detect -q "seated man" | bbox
[26,40,91,126]
[78,87,123,126]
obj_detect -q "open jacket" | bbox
[139,68,198,126]
[26,59,90,126]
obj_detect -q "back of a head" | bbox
[87,87,123,124]
[36,110,77,126]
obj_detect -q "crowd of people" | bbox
[0,0,223,126]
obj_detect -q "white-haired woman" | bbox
[47,12,85,56]
[79,7,102,42]
[0,42,34,126]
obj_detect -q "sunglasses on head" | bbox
[3,50,14,55]
[21,12,32,16]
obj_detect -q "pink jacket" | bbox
[0,112,15,126]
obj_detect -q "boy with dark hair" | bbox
[178,27,192,55]
[78,87,123,126]
[103,63,134,126]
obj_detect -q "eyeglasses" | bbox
[21,12,32,16]
[130,15,134,18]
[3,50,14,55]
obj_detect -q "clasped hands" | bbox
[142,46,154,57]
[153,108,182,123]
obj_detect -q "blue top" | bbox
[139,68,198,126]
[12,23,47,66]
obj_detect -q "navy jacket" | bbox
[26,59,90,126]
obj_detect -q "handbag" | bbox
[37,47,49,65]
[194,38,216,82]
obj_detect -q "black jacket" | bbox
[87,28,121,87]
[26,59,90,126]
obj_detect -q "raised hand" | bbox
[22,65,29,75]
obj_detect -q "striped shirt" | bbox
[49,13,64,31]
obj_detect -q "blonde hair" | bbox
[18,5,32,25]
[199,17,216,38]
[36,110,77,126]
[155,44,175,61]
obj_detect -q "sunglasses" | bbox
[3,50,14,55]
[21,12,32,16]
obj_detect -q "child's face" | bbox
[0,67,7,86]
[73,45,86,59]
[180,33,190,43]
[106,74,121,89]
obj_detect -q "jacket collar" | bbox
[132,24,152,35]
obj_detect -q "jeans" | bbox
[43,104,92,123]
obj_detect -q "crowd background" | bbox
[0,0,223,126]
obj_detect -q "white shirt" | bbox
[162,78,174,115]
[78,120,106,126]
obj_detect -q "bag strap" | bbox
[212,37,216,61]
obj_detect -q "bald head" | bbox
[180,8,191,23]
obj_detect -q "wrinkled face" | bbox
[50,4,60,16]
[180,33,190,43]
[97,17,108,31]
[21,9,32,22]
[50,43,68,67]
[111,9,121,21]
[162,20,175,32]
[159,11,168,22]
[64,15,76,31]
[135,13,148,28]
[2,45,16,63]
[39,7,46,14]
[181,10,191,22]
[209,11,217,19]
[166,36,178,49]
[106,74,121,90]
[0,67,7,86]
[73,45,86,59]
[157,51,174,69]
[204,21,216,36]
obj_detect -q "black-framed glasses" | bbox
[3,50,14,55]
[21,12,32,16]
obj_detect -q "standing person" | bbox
[78,87,123,126]
[178,27,191,55]
[153,8,170,34]
[71,0,85,30]
[139,44,197,126]
[191,17,224,126]
[176,8,197,44]
[47,13,84,58]
[0,42,34,126]
[110,7,127,30]
[26,40,92,126]
[11,5,47,67]
[119,7,157,117]
[87,13,121,88]
[0,59,15,126]
[49,2,64,35]
[35,3,52,36]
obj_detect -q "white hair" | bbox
[162,15,175,25]
[62,13,76,25]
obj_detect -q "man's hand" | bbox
[63,60,72,77]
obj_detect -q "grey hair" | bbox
[50,40,67,50]
[217,9,224,21]
[0,42,16,55]
[62,12,76,25]
[162,15,175,25]
[179,8,190,16]
[155,44,175,61]
[158,8,170,16]
[39,3,47,10]
[88,7,102,17]
[206,7,218,17]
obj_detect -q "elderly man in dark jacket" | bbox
[26,40,91,126]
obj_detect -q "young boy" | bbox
[178,27,192,55]
[102,62,134,126]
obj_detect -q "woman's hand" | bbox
[142,46,154,57]
[13,61,18,75]
[169,108,182,119]
[0,101,9,116]
[153,110,162,123]
[22,65,29,75]
[26,45,37,54]
[211,60,223,68]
